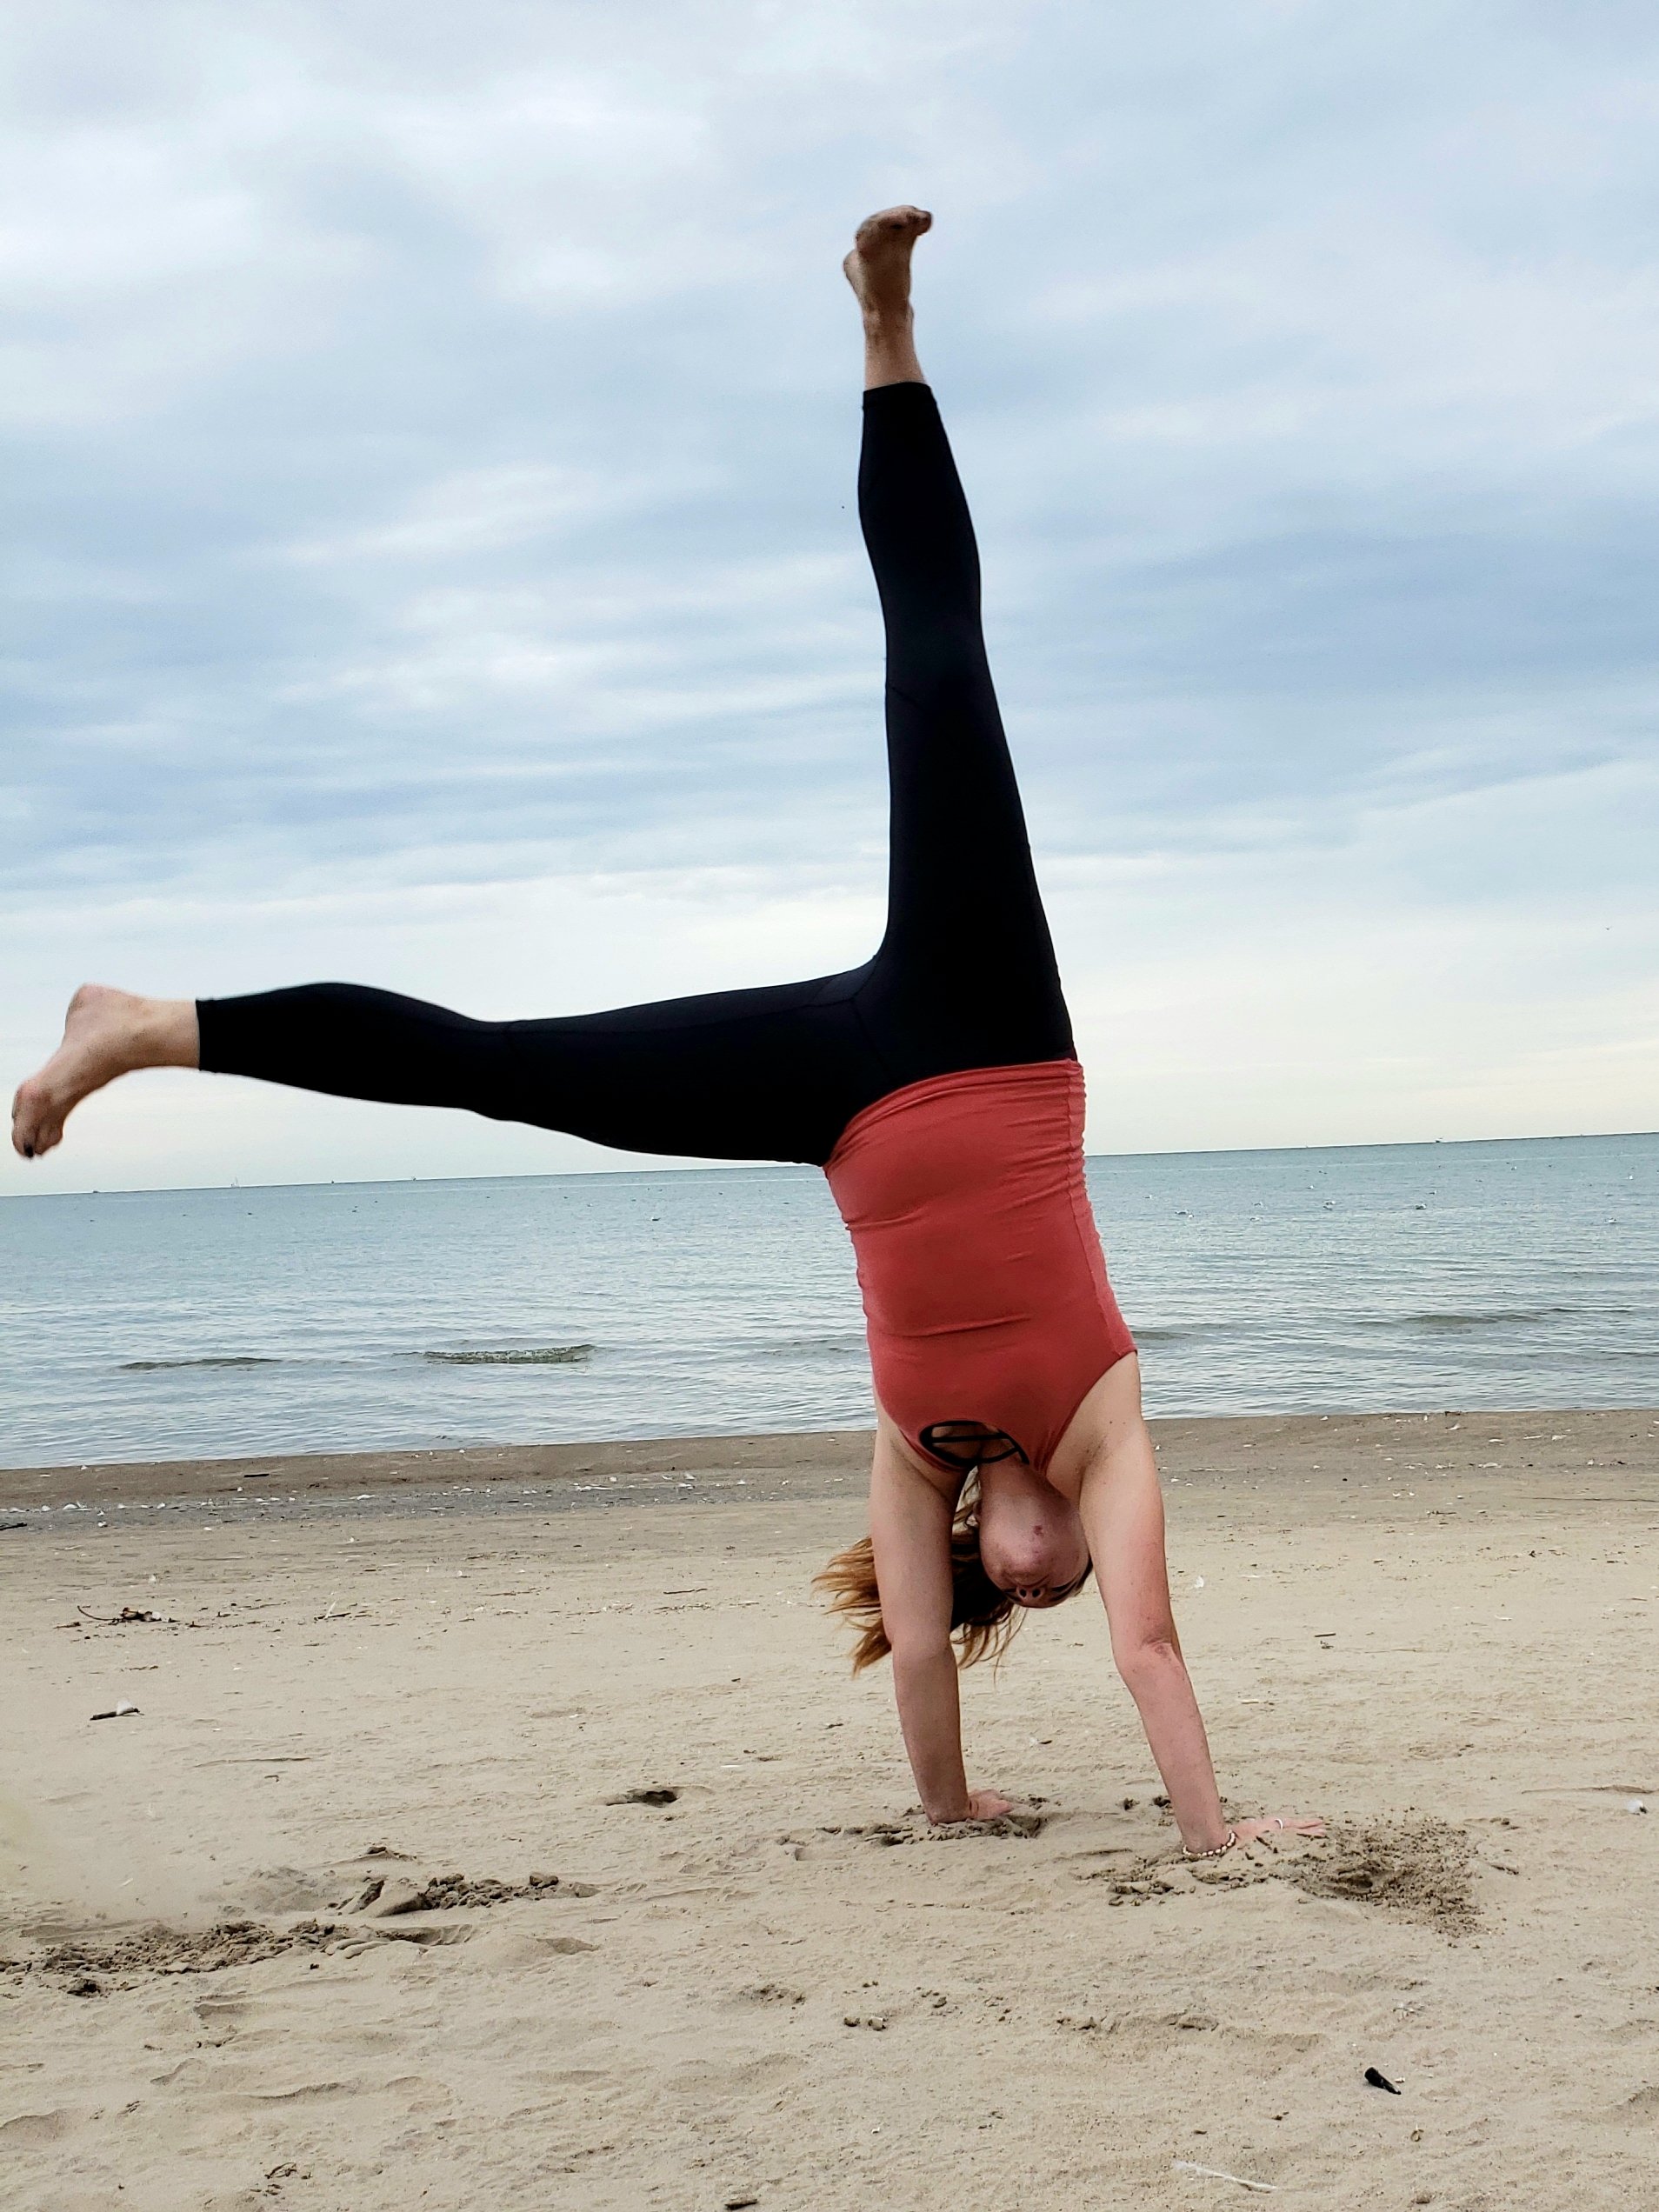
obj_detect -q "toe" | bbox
[857,204,930,248]
[25,1107,62,1157]
[12,1078,57,1160]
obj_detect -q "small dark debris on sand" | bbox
[607,1786,679,1807]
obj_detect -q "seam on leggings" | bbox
[804,965,869,1009]
[504,992,833,1042]
[844,980,906,1103]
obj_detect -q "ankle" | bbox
[144,998,199,1070]
[124,996,198,1071]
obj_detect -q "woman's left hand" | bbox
[1234,1814,1325,1849]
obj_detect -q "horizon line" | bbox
[5,1123,1655,1202]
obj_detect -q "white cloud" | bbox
[4,0,1658,1190]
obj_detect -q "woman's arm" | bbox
[1074,1367,1233,1852]
[1080,1382,1324,1856]
[1080,1427,1229,1852]
[868,1428,1008,1823]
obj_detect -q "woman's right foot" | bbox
[843,204,932,323]
[10,984,197,1160]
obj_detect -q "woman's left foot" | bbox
[843,204,932,323]
[10,984,196,1160]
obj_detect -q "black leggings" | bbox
[198,383,1071,1168]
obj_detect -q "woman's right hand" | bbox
[964,1786,1015,1821]
[928,1786,1015,1824]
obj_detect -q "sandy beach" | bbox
[3,1406,1658,2211]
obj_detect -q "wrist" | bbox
[1181,1825,1237,1861]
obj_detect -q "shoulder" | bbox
[871,1409,961,1509]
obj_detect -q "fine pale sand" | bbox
[3,1408,1658,2211]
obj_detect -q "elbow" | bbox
[1113,1632,1183,1693]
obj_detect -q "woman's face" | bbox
[976,1485,1091,1609]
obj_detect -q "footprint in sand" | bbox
[0,2111,76,2147]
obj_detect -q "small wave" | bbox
[422,1344,594,1367]
[1131,1323,1236,1346]
[1403,1307,1580,1332]
[745,1333,870,1362]
[121,1356,284,1371]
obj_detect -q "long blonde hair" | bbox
[816,1472,1028,1675]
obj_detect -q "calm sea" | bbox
[1,1134,1655,1468]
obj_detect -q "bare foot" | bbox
[843,203,932,321]
[10,984,197,1160]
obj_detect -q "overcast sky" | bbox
[4,0,1656,1192]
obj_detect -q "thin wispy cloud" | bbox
[4,0,1656,1189]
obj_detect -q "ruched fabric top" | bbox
[823,1059,1136,1476]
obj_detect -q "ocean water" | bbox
[1,1133,1655,1468]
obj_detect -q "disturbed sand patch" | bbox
[1273,1816,1478,1933]
[3,1869,600,1989]
[784,1809,1049,1849]
[339,1869,595,1914]
[3,1917,347,1988]
[1081,1816,1479,1932]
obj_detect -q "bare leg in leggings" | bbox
[11,208,1066,1169]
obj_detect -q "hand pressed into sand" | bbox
[961,1788,1015,1822]
[1231,1816,1326,1850]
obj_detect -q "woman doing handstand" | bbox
[13,209,1320,1856]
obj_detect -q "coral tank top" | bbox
[823,1059,1136,1476]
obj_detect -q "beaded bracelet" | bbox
[1183,1826,1238,1861]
